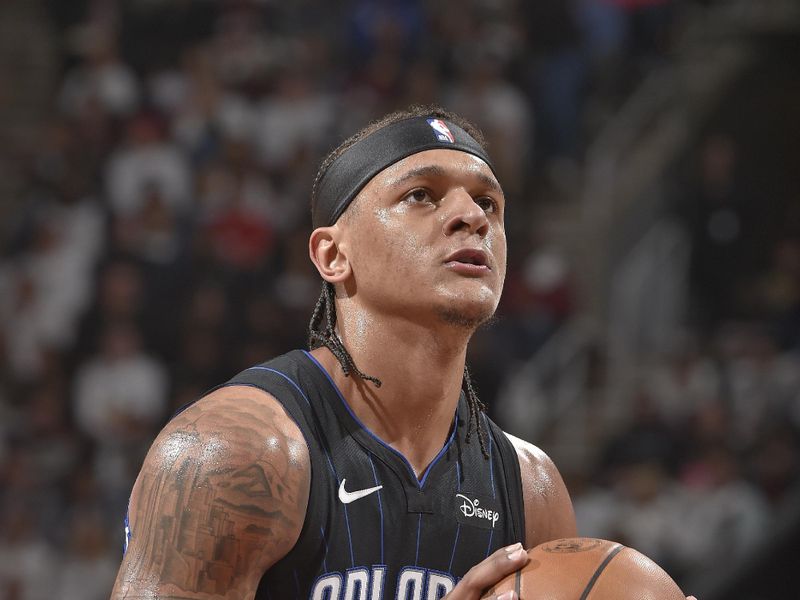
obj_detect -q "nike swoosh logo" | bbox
[338,479,383,504]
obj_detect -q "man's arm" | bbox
[504,432,577,548]
[111,385,311,600]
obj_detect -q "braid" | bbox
[308,281,382,388]
[462,364,490,459]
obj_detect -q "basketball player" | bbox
[110,106,578,599]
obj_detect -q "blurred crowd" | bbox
[559,320,800,584]
[529,129,800,584]
[0,0,797,598]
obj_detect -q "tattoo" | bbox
[112,394,310,599]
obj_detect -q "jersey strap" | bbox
[484,417,526,544]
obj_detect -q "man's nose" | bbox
[442,189,489,237]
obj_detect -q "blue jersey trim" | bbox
[320,526,330,573]
[368,452,385,564]
[414,512,423,566]
[448,524,461,573]
[485,527,495,560]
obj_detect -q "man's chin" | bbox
[435,304,497,331]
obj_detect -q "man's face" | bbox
[336,148,507,329]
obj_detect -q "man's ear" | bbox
[309,226,351,283]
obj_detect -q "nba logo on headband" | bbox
[427,118,455,143]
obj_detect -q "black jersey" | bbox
[217,350,526,600]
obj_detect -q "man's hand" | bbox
[445,542,529,600]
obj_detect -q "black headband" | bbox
[312,116,495,228]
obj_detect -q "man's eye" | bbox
[406,189,433,203]
[476,197,497,212]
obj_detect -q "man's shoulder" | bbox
[141,385,312,515]
[116,382,312,596]
[479,415,556,477]
[501,430,577,546]
[502,430,554,470]
[500,429,570,503]
[168,382,306,451]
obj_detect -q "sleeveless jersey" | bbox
[221,350,526,600]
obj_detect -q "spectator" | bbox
[499,243,576,359]
[718,325,798,446]
[750,424,800,506]
[18,381,83,519]
[114,184,183,259]
[58,24,140,118]
[605,459,689,574]
[73,259,146,358]
[105,113,192,218]
[73,321,168,449]
[675,444,771,574]
[254,69,336,172]
[0,504,59,600]
[208,5,276,88]
[0,266,53,381]
[643,334,720,426]
[752,237,800,349]
[522,0,588,166]
[0,193,103,382]
[54,511,118,600]
[679,134,755,329]
[447,51,533,196]
[72,321,169,505]
[153,46,252,161]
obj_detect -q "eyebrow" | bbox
[387,164,504,195]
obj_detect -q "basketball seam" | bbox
[514,567,521,597]
[578,543,625,600]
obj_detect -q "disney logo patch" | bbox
[455,493,501,530]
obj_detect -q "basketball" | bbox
[483,538,685,600]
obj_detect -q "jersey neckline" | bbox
[300,349,463,490]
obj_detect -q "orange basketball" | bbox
[483,538,685,600]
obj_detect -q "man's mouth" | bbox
[444,249,491,274]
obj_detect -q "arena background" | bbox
[0,0,798,598]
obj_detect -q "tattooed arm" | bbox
[504,432,577,548]
[110,385,311,600]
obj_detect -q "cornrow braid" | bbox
[307,282,490,459]
[462,364,490,459]
[308,281,382,388]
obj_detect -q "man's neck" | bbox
[310,310,473,478]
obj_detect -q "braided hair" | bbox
[307,105,491,458]
[307,281,381,388]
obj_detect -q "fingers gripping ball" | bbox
[482,538,685,600]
